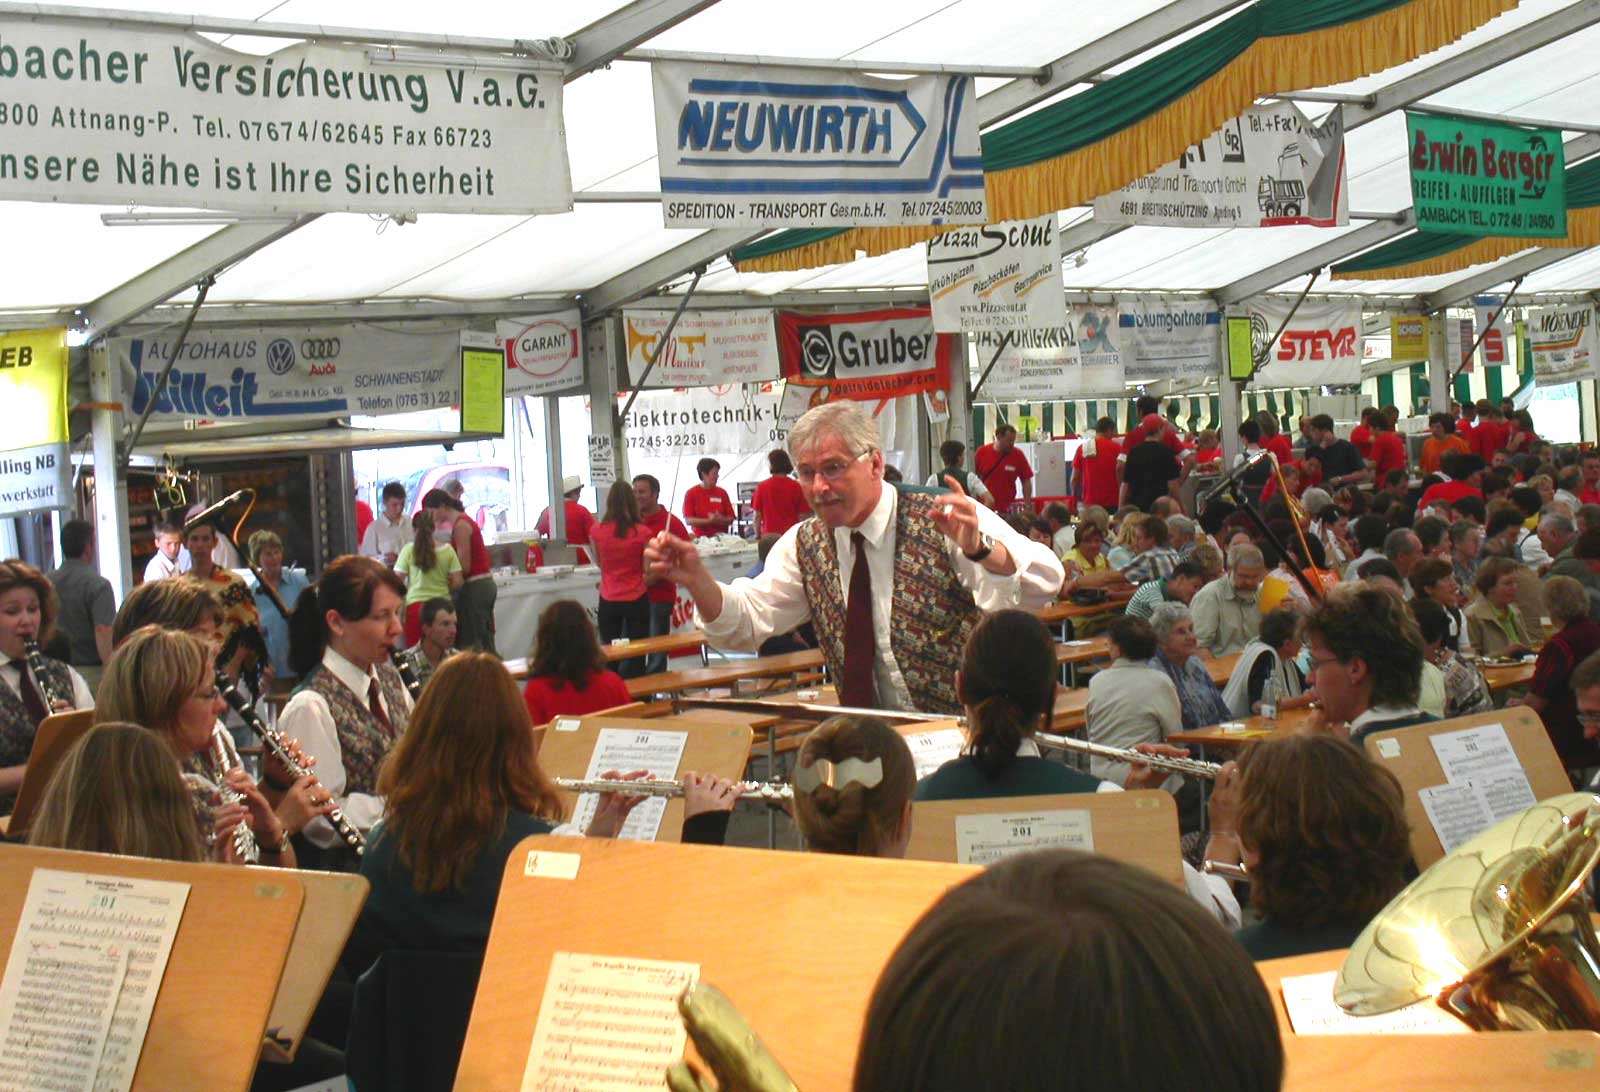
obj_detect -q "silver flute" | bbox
[210,725,261,864]
[390,647,423,702]
[21,638,67,711]
[554,776,794,802]
[1035,732,1224,780]
[216,669,366,856]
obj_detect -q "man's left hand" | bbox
[931,475,984,555]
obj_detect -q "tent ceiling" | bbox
[5,0,1600,328]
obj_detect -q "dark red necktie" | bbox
[15,664,47,724]
[839,532,879,708]
[368,679,394,738]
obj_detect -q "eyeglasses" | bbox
[794,449,871,484]
[1305,653,1345,671]
[1576,710,1600,726]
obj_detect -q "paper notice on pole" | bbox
[955,809,1093,866]
[1280,972,1466,1036]
[569,728,689,842]
[901,728,967,781]
[520,952,699,1092]
[0,869,190,1092]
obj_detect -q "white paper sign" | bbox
[1529,303,1597,386]
[587,434,616,492]
[1280,971,1466,1036]
[901,728,967,781]
[0,441,70,519]
[928,217,1067,333]
[1246,296,1363,387]
[652,61,986,228]
[570,728,689,842]
[1119,295,1223,380]
[622,308,780,389]
[1095,102,1348,229]
[0,18,571,214]
[619,382,786,458]
[954,809,1094,866]
[495,311,585,397]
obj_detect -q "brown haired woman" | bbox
[1206,734,1410,961]
[0,559,94,812]
[522,599,631,724]
[421,487,496,653]
[281,555,412,868]
[791,714,917,857]
[396,509,462,648]
[590,480,653,678]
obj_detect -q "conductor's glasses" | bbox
[795,450,871,484]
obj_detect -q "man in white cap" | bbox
[644,402,1064,713]
[535,475,595,558]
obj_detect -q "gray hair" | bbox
[1227,543,1264,571]
[1166,515,1197,542]
[1448,519,1480,545]
[787,401,880,461]
[1383,528,1421,561]
[1148,601,1192,641]
[1544,574,1590,626]
[1300,488,1333,517]
[1539,511,1576,535]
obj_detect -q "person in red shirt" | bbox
[589,481,654,679]
[1418,453,1487,510]
[1071,417,1122,510]
[354,489,374,544]
[1349,407,1379,461]
[535,475,596,561]
[1581,451,1600,506]
[1190,428,1222,472]
[1505,409,1539,456]
[1368,416,1408,483]
[633,474,690,675]
[683,458,735,537]
[1256,412,1294,469]
[1471,401,1509,462]
[1455,401,1478,451]
[522,598,632,724]
[975,423,1034,511]
[750,450,811,537]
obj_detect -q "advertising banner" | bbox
[1094,103,1347,228]
[0,328,69,517]
[652,61,986,228]
[1245,297,1363,388]
[621,308,779,389]
[495,311,584,396]
[1473,296,1512,368]
[972,321,1124,400]
[619,382,786,458]
[1117,295,1222,381]
[0,17,571,213]
[1071,304,1129,395]
[1529,304,1597,386]
[1406,111,1565,237]
[777,307,955,400]
[1391,314,1429,362]
[927,216,1066,333]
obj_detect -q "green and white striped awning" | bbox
[972,389,1315,441]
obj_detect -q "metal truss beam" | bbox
[564,1,724,80]
[1423,247,1583,312]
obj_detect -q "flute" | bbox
[1035,732,1224,781]
[215,669,367,856]
[553,777,794,802]
[21,638,68,712]
[390,647,423,702]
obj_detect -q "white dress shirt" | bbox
[360,514,411,562]
[0,651,94,712]
[277,646,413,848]
[701,485,1064,710]
[144,551,180,583]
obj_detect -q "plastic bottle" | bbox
[1260,675,1279,725]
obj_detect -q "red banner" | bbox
[777,306,955,401]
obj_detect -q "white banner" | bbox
[1118,295,1222,381]
[1094,103,1347,229]
[619,382,786,458]
[1473,296,1513,369]
[927,217,1066,333]
[622,308,779,389]
[1529,304,1598,386]
[495,311,584,396]
[0,18,571,213]
[972,323,1124,401]
[652,61,986,228]
[0,441,69,519]
[1071,304,1131,395]
[1246,297,1363,388]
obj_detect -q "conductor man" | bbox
[644,403,1064,713]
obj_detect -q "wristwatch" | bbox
[964,533,995,563]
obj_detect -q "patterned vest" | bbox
[794,490,978,714]
[304,660,411,796]
[0,654,75,812]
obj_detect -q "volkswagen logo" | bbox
[798,326,834,378]
[300,337,341,359]
[265,338,296,375]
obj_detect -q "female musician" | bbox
[395,510,462,647]
[0,559,93,811]
[97,626,300,865]
[522,599,631,724]
[791,714,917,857]
[853,853,1281,1092]
[281,555,412,868]
[112,576,224,647]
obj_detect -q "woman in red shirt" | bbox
[522,599,632,724]
[589,481,653,678]
[750,450,810,537]
[1256,411,1294,469]
[683,458,735,538]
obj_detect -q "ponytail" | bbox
[967,694,1029,777]
[288,584,327,677]
[411,510,437,573]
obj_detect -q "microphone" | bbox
[182,489,253,534]
[1198,447,1275,508]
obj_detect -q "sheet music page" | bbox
[0,869,190,1092]
[570,729,690,842]
[1419,782,1497,854]
[1280,971,1466,1035]
[519,952,699,1092]
[954,809,1093,866]
[1428,724,1524,787]
[903,728,967,780]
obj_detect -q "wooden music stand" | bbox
[536,714,753,842]
[259,870,370,1063]
[904,790,1183,887]
[0,844,304,1092]
[454,837,976,1092]
[1359,707,1572,869]
[0,709,93,837]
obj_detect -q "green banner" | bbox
[1407,111,1566,238]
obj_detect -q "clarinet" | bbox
[390,647,423,702]
[215,669,367,856]
[209,725,260,864]
[21,638,68,712]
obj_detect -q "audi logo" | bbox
[300,337,341,359]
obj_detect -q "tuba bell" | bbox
[1336,791,1600,1031]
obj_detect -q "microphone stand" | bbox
[1198,451,1325,605]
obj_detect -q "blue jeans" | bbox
[644,600,674,674]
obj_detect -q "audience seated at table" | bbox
[1117,515,1181,585]
[852,852,1280,1092]
[1221,607,1311,719]
[1084,617,1179,786]
[791,714,917,857]
[521,599,632,725]
[1301,584,1433,744]
[1188,543,1265,656]
[1407,555,1472,655]
[1123,559,1206,621]
[1410,599,1493,721]
[1148,602,1232,733]
[1513,574,1600,771]
[1060,522,1124,591]
[1464,556,1535,659]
